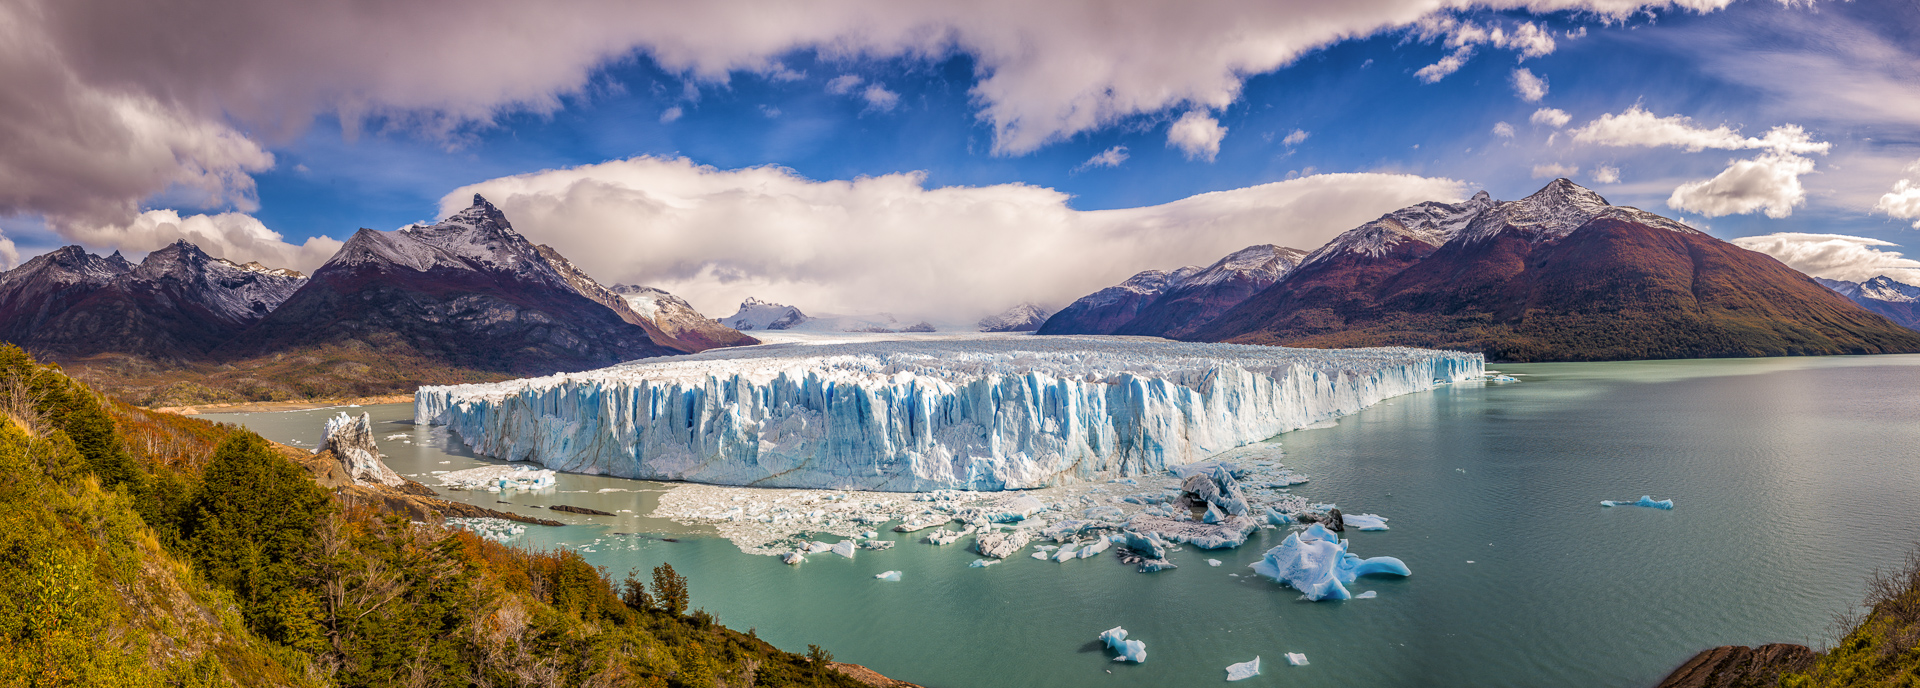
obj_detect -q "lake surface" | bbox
[204,354,1920,687]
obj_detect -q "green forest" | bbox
[0,344,868,687]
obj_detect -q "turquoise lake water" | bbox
[205,354,1920,687]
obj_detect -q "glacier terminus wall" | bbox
[415,337,1483,491]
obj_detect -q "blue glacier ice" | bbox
[415,337,1482,491]
[1251,524,1411,601]
[1099,626,1147,663]
[1226,656,1260,681]
[1265,508,1294,526]
[1602,495,1675,509]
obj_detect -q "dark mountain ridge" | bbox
[1189,180,1920,361]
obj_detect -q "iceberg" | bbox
[1602,495,1675,510]
[1354,590,1377,599]
[416,338,1482,491]
[436,464,557,492]
[1078,538,1109,558]
[780,552,805,565]
[1207,559,1222,567]
[1226,657,1261,681]
[975,530,1032,559]
[874,570,902,581]
[320,412,406,487]
[830,541,857,558]
[969,559,999,568]
[1344,513,1390,531]
[1286,653,1309,666]
[1099,627,1147,663]
[1265,508,1294,526]
[1251,524,1411,601]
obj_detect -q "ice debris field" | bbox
[415,337,1482,492]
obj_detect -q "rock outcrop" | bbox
[1654,643,1816,688]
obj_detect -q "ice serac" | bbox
[319,412,404,487]
[416,338,1481,491]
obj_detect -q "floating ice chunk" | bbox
[831,541,857,558]
[969,559,999,568]
[1285,653,1309,666]
[975,530,1032,559]
[1204,502,1227,524]
[1083,505,1125,521]
[1207,559,1222,567]
[1601,495,1675,510]
[1116,531,1167,560]
[1226,656,1261,681]
[781,552,806,565]
[1265,508,1294,526]
[806,541,834,554]
[1251,524,1411,601]
[1032,551,1050,560]
[860,530,878,539]
[1344,513,1390,531]
[1355,590,1377,599]
[1099,627,1147,663]
[861,540,895,550]
[1078,538,1109,558]
[1053,546,1079,562]
[874,570,901,581]
[927,528,967,545]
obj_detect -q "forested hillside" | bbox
[0,344,874,687]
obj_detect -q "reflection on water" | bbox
[206,354,1920,688]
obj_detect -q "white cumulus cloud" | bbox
[1570,106,1832,218]
[1416,46,1474,84]
[1510,68,1548,102]
[1168,111,1228,162]
[861,84,901,111]
[1076,146,1129,170]
[1873,161,1920,228]
[1492,121,1516,138]
[1530,108,1571,128]
[443,156,1468,320]
[1592,165,1620,183]
[1731,232,1920,282]
[1282,129,1309,146]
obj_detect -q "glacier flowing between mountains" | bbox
[414,337,1483,491]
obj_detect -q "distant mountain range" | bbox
[1038,244,1305,338]
[1045,179,1920,361]
[1,195,753,403]
[1817,275,1920,331]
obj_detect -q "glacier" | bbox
[415,336,1481,492]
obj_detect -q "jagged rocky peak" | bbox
[2,245,133,287]
[1184,244,1308,287]
[1860,275,1920,303]
[1457,178,1697,244]
[978,302,1053,332]
[319,412,404,487]
[217,258,304,278]
[128,239,306,322]
[722,297,809,331]
[1305,191,1495,265]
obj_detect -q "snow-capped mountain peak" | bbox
[978,302,1053,332]
[1302,191,1495,266]
[1860,275,1920,303]
[1182,244,1308,289]
[1455,178,1697,245]
[722,297,809,330]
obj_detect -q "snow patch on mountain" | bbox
[722,298,810,330]
[1456,178,1698,245]
[1860,276,1920,303]
[1181,245,1307,289]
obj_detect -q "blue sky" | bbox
[6,0,1920,317]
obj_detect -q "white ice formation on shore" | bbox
[320,412,404,487]
[416,337,1481,492]
[436,464,558,492]
[1251,523,1410,601]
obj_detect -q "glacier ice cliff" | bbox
[415,337,1481,492]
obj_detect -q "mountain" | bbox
[1113,244,1308,338]
[1193,179,1920,361]
[610,284,760,350]
[0,240,304,359]
[1035,267,1201,335]
[721,297,809,330]
[978,302,1052,332]
[226,195,678,375]
[1817,275,1920,330]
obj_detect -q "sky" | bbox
[5,0,1920,321]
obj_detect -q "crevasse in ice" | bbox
[415,337,1482,491]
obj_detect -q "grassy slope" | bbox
[0,345,874,688]
[1777,550,1920,687]
[49,341,512,408]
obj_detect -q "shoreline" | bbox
[157,393,415,415]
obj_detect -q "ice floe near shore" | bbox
[1099,627,1147,663]
[416,337,1480,492]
